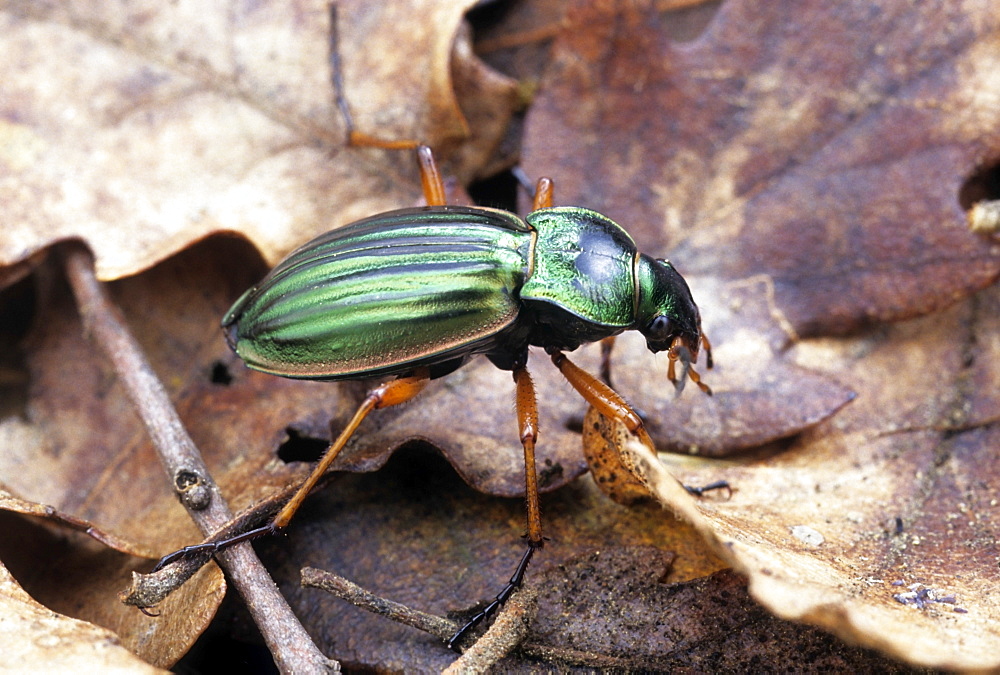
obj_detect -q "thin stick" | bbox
[302,568,456,638]
[62,245,336,673]
[304,564,650,668]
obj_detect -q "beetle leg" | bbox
[153,372,430,570]
[271,371,429,530]
[415,145,447,206]
[683,480,732,499]
[549,350,654,447]
[448,365,543,650]
[330,6,420,149]
[514,366,544,546]
[701,332,714,369]
[599,336,617,387]
[532,176,554,210]
[548,351,727,501]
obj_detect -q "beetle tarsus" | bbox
[447,542,539,651]
[152,522,279,572]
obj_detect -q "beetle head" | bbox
[635,255,712,396]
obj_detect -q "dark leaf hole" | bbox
[277,427,329,464]
[0,272,35,419]
[210,361,233,385]
[958,161,1000,209]
[468,168,520,213]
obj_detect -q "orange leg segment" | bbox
[447,365,544,650]
[514,366,543,545]
[154,371,429,570]
[532,176,554,210]
[415,145,447,207]
[550,350,653,447]
[272,371,429,529]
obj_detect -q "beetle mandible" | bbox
[164,145,712,647]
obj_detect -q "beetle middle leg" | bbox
[154,371,430,570]
[447,365,544,650]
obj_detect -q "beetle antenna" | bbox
[510,166,535,195]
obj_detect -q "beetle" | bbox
[161,145,712,648]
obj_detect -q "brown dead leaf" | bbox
[0,488,150,556]
[528,551,906,671]
[621,332,1000,673]
[0,562,166,673]
[523,0,1000,335]
[582,403,653,504]
[516,1,1000,668]
[0,0,516,280]
[0,513,226,668]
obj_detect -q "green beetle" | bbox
[163,146,712,649]
[224,204,708,384]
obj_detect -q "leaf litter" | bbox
[0,0,998,670]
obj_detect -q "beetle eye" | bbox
[648,315,673,340]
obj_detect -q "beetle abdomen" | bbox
[226,206,533,379]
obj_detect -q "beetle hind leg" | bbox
[153,371,431,570]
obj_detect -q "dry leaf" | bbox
[1,0,517,280]
[0,557,169,672]
[524,0,1000,334]
[518,1,1000,668]
[528,551,906,671]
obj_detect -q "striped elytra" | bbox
[225,205,534,379]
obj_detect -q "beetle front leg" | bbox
[154,371,430,570]
[549,351,728,499]
[549,350,652,446]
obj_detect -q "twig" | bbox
[62,245,337,673]
[301,567,456,639]
[304,566,543,671]
[304,563,665,668]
